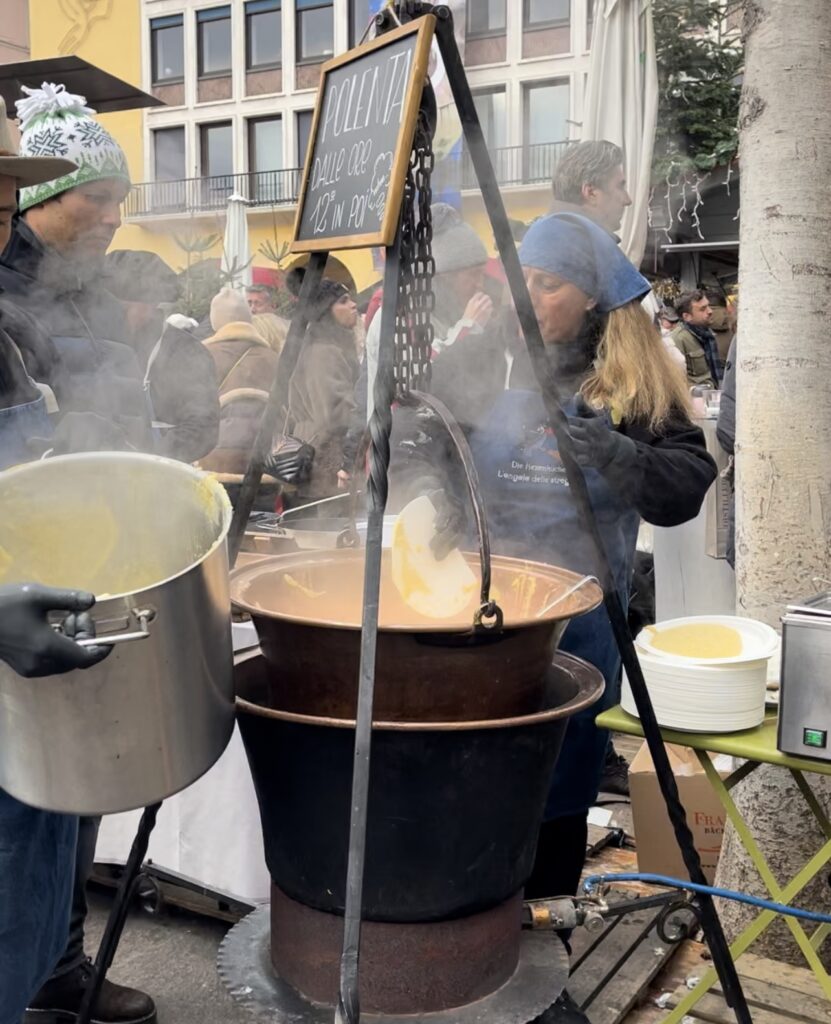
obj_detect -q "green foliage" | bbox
[170,229,257,321]
[257,235,297,317]
[170,230,221,321]
[652,0,744,179]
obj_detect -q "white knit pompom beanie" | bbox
[16,82,130,211]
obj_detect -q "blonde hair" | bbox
[581,301,691,429]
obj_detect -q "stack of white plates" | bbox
[621,616,779,733]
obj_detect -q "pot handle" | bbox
[70,608,153,649]
[347,391,503,632]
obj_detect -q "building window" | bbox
[296,109,314,166]
[246,0,282,70]
[473,88,507,150]
[467,0,506,37]
[524,80,569,179]
[249,116,284,172]
[200,121,234,177]
[525,80,570,144]
[249,116,286,201]
[296,0,334,63]
[154,127,186,180]
[150,15,184,84]
[197,6,232,77]
[525,0,569,28]
[349,0,373,48]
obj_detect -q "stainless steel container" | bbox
[778,592,831,761]
[0,452,234,814]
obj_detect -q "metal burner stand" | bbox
[218,906,569,1024]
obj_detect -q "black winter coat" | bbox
[130,315,220,463]
[0,219,150,451]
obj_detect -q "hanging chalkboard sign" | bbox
[290,17,435,253]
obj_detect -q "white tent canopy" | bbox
[583,0,659,267]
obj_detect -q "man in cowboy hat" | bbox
[0,95,116,1024]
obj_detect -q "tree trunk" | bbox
[713,0,831,964]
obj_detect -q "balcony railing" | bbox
[124,142,569,218]
[124,167,303,217]
[436,140,570,192]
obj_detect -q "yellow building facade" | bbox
[26,0,589,293]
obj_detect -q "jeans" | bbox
[0,788,78,1024]
[50,815,101,977]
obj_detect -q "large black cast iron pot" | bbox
[235,650,603,923]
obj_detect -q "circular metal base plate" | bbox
[218,906,568,1024]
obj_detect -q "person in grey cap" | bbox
[361,203,508,434]
[427,203,511,431]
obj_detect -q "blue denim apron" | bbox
[0,791,78,1024]
[470,389,639,818]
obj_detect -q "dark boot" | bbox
[599,743,630,797]
[26,958,157,1024]
[533,990,590,1023]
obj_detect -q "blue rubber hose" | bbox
[584,872,831,926]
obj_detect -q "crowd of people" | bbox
[0,77,726,1024]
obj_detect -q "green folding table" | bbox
[596,705,831,1021]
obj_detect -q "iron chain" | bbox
[393,108,435,398]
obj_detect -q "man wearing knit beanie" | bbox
[0,83,151,459]
[13,82,131,261]
[210,284,254,330]
[200,286,281,480]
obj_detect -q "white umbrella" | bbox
[221,192,252,290]
[583,0,659,266]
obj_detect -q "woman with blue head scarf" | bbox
[464,213,716,1003]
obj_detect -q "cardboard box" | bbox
[629,742,732,883]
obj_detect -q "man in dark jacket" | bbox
[0,85,150,456]
[103,250,219,463]
[0,83,157,1024]
[0,95,118,1024]
[671,290,722,388]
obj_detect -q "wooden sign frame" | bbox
[290,15,435,253]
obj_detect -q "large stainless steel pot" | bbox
[0,452,234,814]
[243,508,396,555]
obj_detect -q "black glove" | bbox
[563,396,635,471]
[264,439,315,485]
[0,584,112,678]
[427,488,467,561]
[30,411,134,457]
